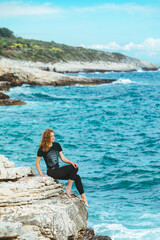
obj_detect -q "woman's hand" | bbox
[71,162,78,168]
[40,174,48,177]
[59,152,78,168]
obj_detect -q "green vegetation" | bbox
[0,28,14,38]
[0,28,126,63]
[112,52,125,60]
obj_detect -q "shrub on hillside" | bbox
[0,28,14,38]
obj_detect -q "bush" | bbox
[0,28,14,38]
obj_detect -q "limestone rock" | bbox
[0,222,22,238]
[0,155,88,240]
[0,154,15,167]
[0,154,111,240]
[0,154,34,180]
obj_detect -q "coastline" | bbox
[0,57,159,105]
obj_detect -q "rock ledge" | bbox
[0,155,112,240]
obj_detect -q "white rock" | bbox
[0,187,13,196]
[0,155,88,240]
[0,166,35,180]
[0,154,15,168]
[0,222,22,238]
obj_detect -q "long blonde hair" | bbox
[39,128,54,152]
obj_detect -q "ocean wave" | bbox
[94,222,160,240]
[107,177,160,190]
[17,92,84,101]
[112,78,135,84]
[103,154,119,165]
[137,68,144,72]
[33,92,68,100]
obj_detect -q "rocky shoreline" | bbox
[44,60,159,73]
[0,57,159,106]
[0,58,117,106]
[0,154,112,240]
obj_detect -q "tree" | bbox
[0,28,14,38]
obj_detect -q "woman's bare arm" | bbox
[35,156,48,176]
[59,152,78,168]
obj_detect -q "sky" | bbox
[0,0,160,64]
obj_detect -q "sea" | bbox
[0,70,160,240]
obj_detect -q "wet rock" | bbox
[0,91,10,99]
[0,90,26,106]
[0,99,26,106]
[0,81,10,91]
[77,228,112,240]
[0,72,23,86]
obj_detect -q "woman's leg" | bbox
[48,165,89,206]
[48,165,75,197]
[80,193,89,207]
[65,179,73,198]
[74,174,84,195]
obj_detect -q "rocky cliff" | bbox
[0,155,111,240]
[1,55,158,106]
[0,58,116,105]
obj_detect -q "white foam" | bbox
[93,222,160,240]
[78,72,86,75]
[137,68,144,72]
[140,212,160,220]
[112,78,134,84]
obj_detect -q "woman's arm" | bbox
[59,152,78,168]
[35,156,48,177]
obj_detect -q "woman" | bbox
[36,128,89,207]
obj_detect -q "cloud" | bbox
[0,1,158,17]
[0,1,63,17]
[74,3,158,15]
[88,38,160,52]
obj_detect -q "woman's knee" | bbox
[71,165,78,173]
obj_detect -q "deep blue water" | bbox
[1,70,160,240]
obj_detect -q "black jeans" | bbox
[47,164,84,195]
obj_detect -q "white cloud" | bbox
[88,38,160,52]
[0,1,63,17]
[74,3,158,15]
[90,42,120,50]
[1,1,157,17]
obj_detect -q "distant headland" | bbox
[0,28,159,105]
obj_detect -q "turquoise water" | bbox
[1,70,160,240]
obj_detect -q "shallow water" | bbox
[1,70,160,240]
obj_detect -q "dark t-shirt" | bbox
[37,142,62,169]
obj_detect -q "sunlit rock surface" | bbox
[0,155,88,240]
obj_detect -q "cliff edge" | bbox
[0,154,111,240]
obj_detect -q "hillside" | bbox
[0,28,128,63]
